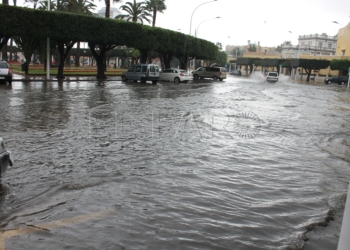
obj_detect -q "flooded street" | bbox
[0,76,350,249]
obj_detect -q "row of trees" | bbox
[230,57,350,81]
[0,4,220,79]
[18,0,167,67]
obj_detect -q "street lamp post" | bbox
[288,31,300,59]
[195,17,221,37]
[228,36,238,71]
[289,31,301,81]
[189,0,218,36]
[187,0,218,71]
[332,21,346,26]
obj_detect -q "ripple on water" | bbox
[0,79,350,249]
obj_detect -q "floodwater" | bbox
[0,75,350,249]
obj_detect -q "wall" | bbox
[336,22,350,56]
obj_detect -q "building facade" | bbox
[335,22,350,56]
[281,33,337,58]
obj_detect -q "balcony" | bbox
[299,34,337,41]
[281,44,336,54]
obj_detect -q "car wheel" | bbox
[152,80,158,84]
[194,74,199,80]
[213,76,218,81]
[174,77,180,83]
[327,80,332,84]
[219,78,223,81]
[141,78,146,83]
[8,81,12,85]
[122,75,127,82]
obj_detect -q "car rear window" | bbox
[211,68,220,72]
[268,73,278,76]
[0,62,8,68]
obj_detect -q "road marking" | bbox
[0,209,115,250]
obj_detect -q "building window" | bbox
[328,43,332,49]
[308,41,312,45]
[318,42,323,48]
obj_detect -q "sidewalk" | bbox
[12,73,122,82]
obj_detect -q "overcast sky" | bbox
[13,0,350,49]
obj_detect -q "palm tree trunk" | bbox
[152,8,156,26]
[105,0,110,18]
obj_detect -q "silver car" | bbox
[0,61,12,85]
[160,68,193,83]
[0,137,13,178]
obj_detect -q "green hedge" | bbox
[0,5,217,60]
[291,59,330,69]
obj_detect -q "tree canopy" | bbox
[115,0,152,24]
[0,5,218,78]
[330,59,350,75]
[291,59,330,81]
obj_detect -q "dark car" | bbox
[230,70,242,76]
[324,76,349,85]
[0,61,12,85]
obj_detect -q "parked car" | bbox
[160,68,192,83]
[266,72,279,83]
[0,61,12,85]
[324,76,349,85]
[192,67,227,81]
[230,70,242,76]
[121,64,160,84]
[0,137,13,178]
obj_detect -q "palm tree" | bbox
[145,0,166,27]
[37,0,57,10]
[115,0,152,24]
[103,0,122,18]
[62,0,97,15]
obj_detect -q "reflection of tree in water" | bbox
[0,84,13,131]
[18,82,70,131]
[0,183,11,215]
[86,83,114,110]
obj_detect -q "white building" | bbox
[96,7,122,18]
[281,33,337,58]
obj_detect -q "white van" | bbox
[121,64,160,84]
